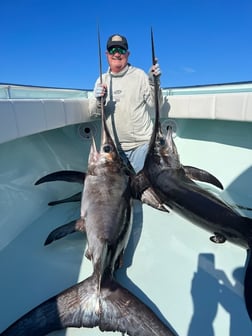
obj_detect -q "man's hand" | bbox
[95,83,107,100]
[148,59,162,85]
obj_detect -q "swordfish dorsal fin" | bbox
[183,165,224,190]
[34,170,85,185]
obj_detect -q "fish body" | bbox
[142,77,252,318]
[80,115,133,291]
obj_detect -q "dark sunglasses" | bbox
[108,47,127,55]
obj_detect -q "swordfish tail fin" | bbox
[0,275,177,336]
[99,277,177,335]
[0,276,99,336]
[244,249,252,320]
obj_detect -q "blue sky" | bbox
[1,0,252,90]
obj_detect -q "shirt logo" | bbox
[114,90,122,94]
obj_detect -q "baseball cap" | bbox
[107,34,128,51]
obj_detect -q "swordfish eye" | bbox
[160,138,165,146]
[157,136,165,146]
[103,144,113,153]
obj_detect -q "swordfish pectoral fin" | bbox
[48,192,82,206]
[141,187,170,213]
[44,218,86,245]
[132,171,169,213]
[183,165,224,190]
[244,249,252,320]
[35,170,86,185]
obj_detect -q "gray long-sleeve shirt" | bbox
[89,64,163,151]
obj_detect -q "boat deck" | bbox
[0,83,252,335]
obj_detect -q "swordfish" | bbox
[141,31,252,320]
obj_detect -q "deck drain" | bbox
[161,119,177,137]
[78,123,97,140]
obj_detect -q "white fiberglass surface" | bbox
[0,119,252,335]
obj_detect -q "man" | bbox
[89,33,163,173]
